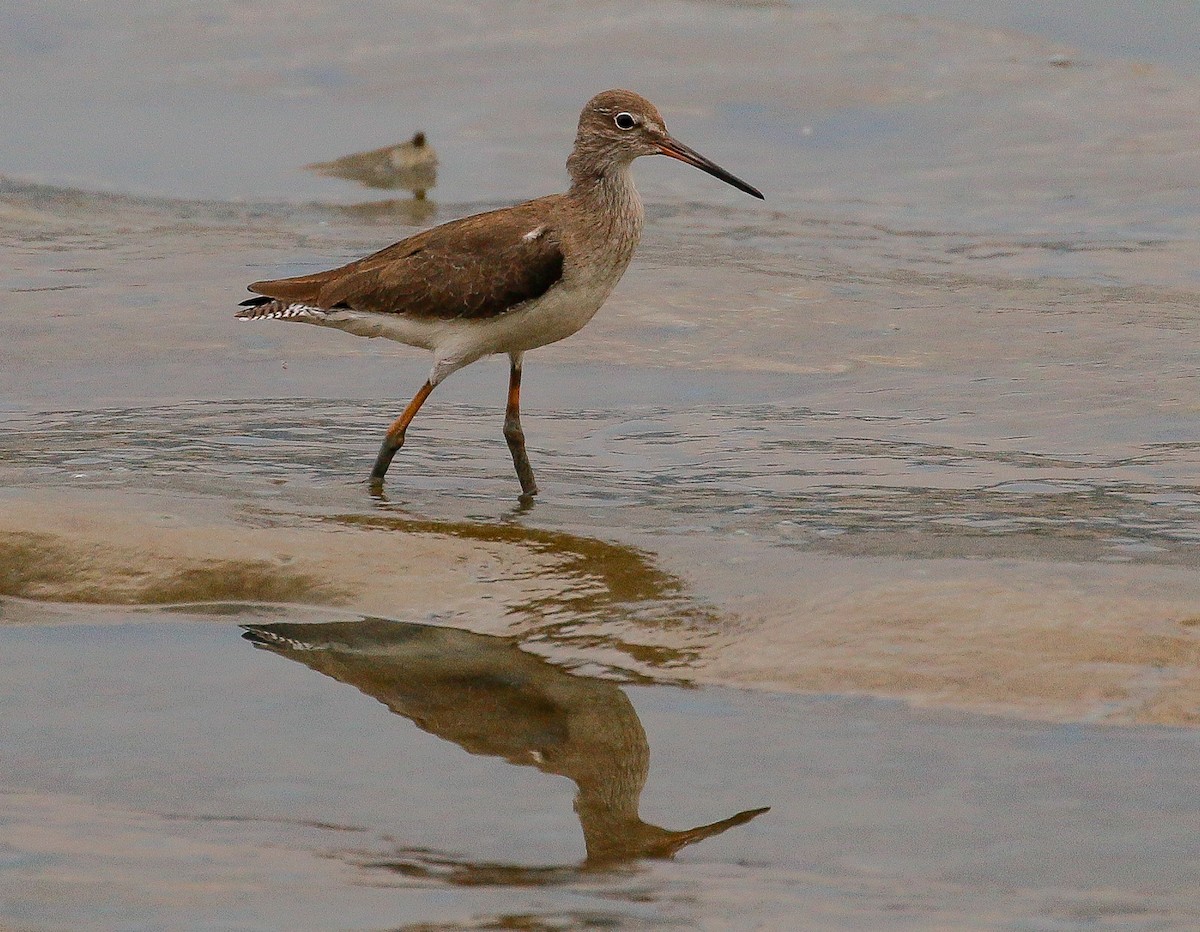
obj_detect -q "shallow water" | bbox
[2,1,1200,928]
[2,615,1198,930]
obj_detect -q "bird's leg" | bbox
[370,380,435,488]
[503,356,539,497]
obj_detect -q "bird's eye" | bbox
[614,112,637,130]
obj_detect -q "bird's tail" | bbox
[235,295,328,321]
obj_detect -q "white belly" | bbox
[315,270,622,383]
[455,276,616,354]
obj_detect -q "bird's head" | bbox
[570,88,763,199]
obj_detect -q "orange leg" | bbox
[370,380,434,487]
[503,361,539,497]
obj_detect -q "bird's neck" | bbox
[566,161,645,248]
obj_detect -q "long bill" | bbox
[657,136,764,199]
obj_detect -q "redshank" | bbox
[237,89,763,496]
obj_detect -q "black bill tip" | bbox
[658,137,764,200]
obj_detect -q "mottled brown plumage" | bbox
[236,89,762,496]
[244,201,564,321]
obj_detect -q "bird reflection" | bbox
[242,617,767,872]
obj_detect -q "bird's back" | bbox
[241,197,571,323]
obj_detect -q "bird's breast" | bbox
[502,271,623,351]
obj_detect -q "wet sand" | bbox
[3,1,1200,928]
[3,487,1198,728]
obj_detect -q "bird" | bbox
[305,130,438,198]
[236,89,763,497]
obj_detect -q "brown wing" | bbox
[246,200,565,321]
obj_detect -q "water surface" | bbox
[2,615,1197,930]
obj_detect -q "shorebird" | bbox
[237,89,762,496]
[306,130,438,198]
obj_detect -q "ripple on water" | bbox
[1,398,1197,566]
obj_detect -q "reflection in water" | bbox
[325,195,438,226]
[331,511,719,675]
[242,617,767,877]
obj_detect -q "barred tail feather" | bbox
[235,296,329,321]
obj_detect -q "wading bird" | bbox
[237,89,762,496]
